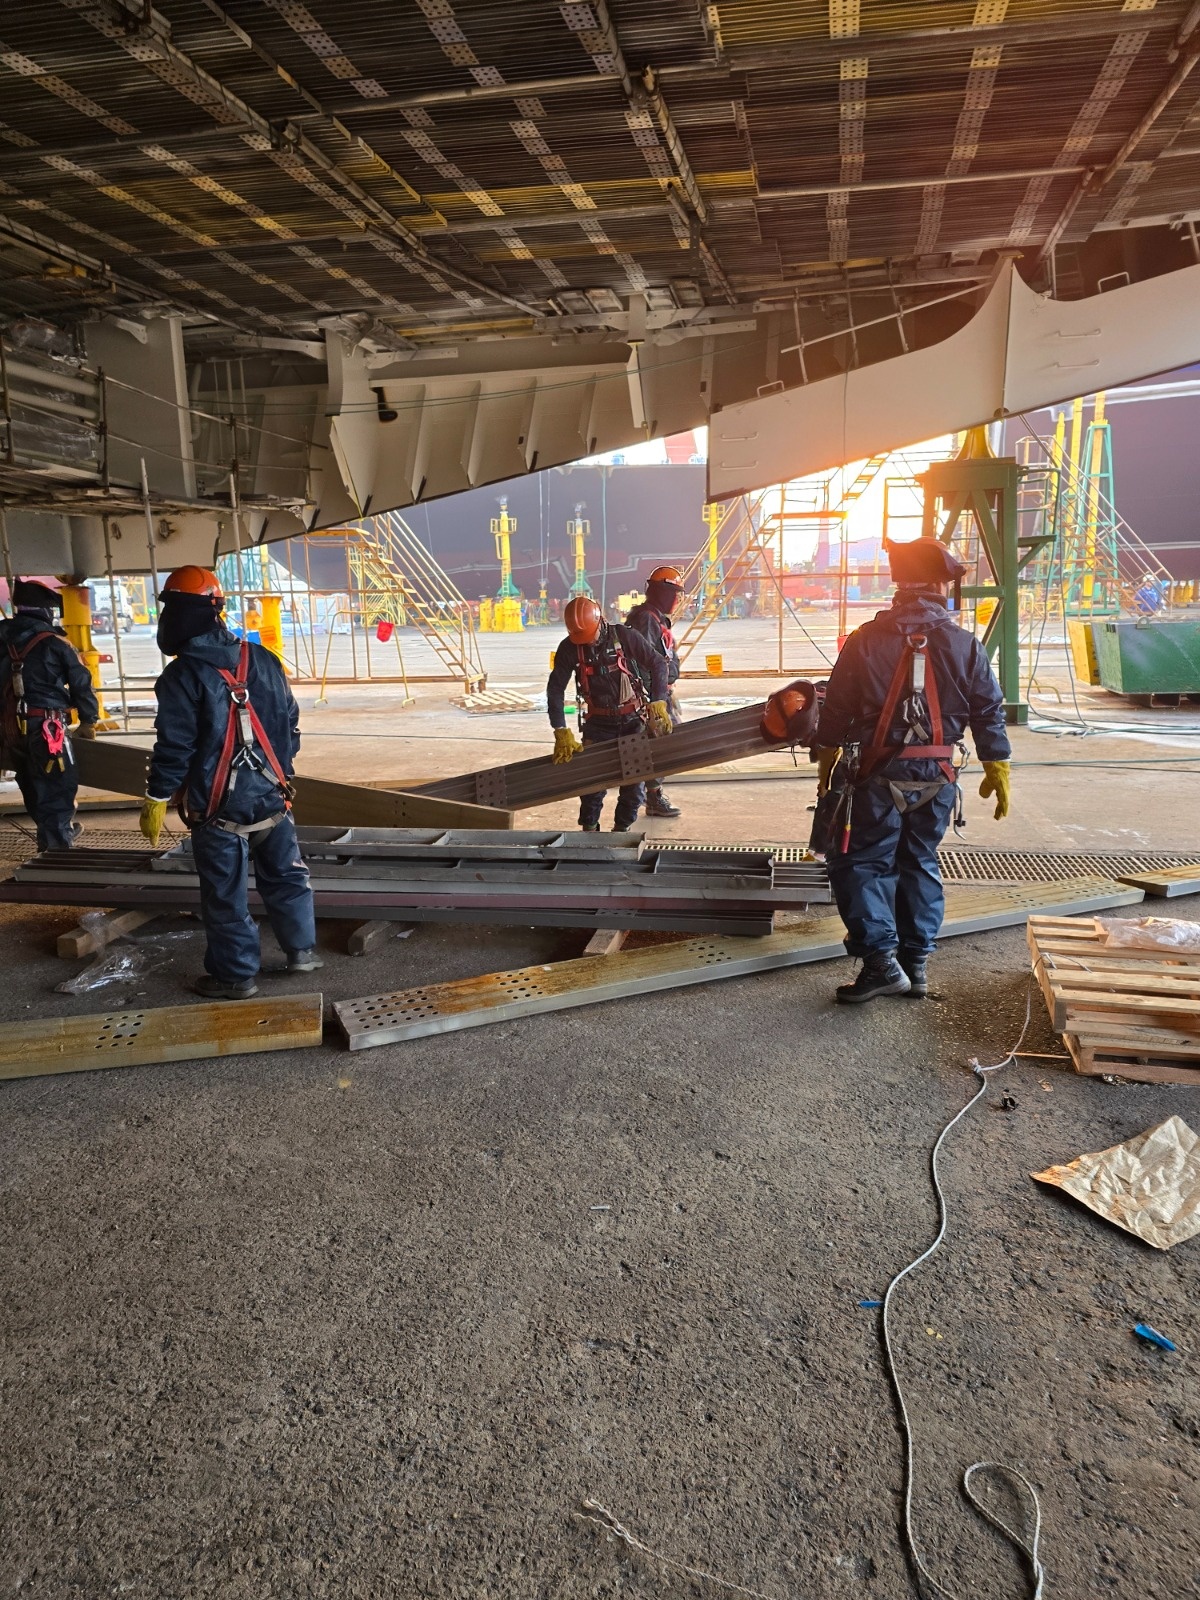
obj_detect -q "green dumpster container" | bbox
[1094,617,1200,695]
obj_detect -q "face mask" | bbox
[157,595,221,655]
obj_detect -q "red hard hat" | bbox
[162,565,223,599]
[647,565,684,589]
[761,680,818,746]
[564,596,603,645]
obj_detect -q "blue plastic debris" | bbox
[1133,1323,1177,1352]
[858,1299,883,1309]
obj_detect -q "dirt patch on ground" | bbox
[0,896,1198,1598]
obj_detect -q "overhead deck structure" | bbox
[2,0,1200,575]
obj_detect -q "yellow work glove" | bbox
[553,728,583,765]
[815,745,842,797]
[74,722,97,741]
[979,759,1011,821]
[648,700,674,738]
[140,796,169,847]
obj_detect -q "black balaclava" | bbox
[157,592,223,656]
[11,578,63,619]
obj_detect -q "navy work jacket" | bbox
[624,602,681,687]
[0,614,100,723]
[815,594,1011,762]
[547,623,667,728]
[148,628,301,825]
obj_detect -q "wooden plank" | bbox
[348,919,402,956]
[71,735,515,832]
[335,875,1144,1050]
[1118,864,1200,898]
[0,994,324,1081]
[56,908,158,959]
[582,928,628,957]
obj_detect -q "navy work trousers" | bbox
[191,813,316,983]
[826,771,957,959]
[578,714,646,831]
[13,745,78,852]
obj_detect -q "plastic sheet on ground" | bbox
[1100,916,1200,952]
[55,946,153,994]
[1032,1116,1200,1250]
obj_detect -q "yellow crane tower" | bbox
[567,503,592,599]
[483,496,524,632]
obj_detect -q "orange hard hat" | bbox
[564,596,603,645]
[647,565,684,589]
[761,680,818,746]
[162,565,223,599]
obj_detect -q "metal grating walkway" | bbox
[659,841,1200,884]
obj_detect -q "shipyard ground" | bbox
[2,625,1199,1599]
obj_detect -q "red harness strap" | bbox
[860,634,957,784]
[205,641,292,821]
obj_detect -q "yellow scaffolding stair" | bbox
[314,512,487,690]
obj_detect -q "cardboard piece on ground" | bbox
[335,874,1145,1050]
[1032,1116,1200,1250]
[0,994,324,1080]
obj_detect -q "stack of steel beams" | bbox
[0,828,830,937]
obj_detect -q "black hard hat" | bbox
[11,578,63,612]
[887,538,966,585]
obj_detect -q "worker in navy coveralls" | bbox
[139,565,319,1000]
[813,537,1012,1004]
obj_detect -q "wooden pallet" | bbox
[451,688,536,713]
[1027,915,1200,1084]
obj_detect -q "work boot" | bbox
[194,973,259,1000]
[643,787,681,819]
[580,823,601,833]
[835,951,911,1005]
[261,948,325,975]
[899,952,929,998]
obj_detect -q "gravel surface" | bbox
[1,893,1198,1599]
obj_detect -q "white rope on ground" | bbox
[582,992,1049,1600]
[882,984,1047,1600]
[577,1499,784,1600]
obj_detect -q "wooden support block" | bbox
[582,928,628,957]
[348,919,407,956]
[1118,864,1200,897]
[0,994,324,1081]
[56,909,158,960]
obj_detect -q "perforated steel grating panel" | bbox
[0,824,152,861]
[659,841,1200,884]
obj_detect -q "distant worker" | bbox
[139,566,320,1000]
[1133,573,1165,615]
[626,564,685,818]
[0,578,99,851]
[547,596,672,832]
[812,537,1011,1004]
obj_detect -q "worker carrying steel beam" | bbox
[547,596,671,832]
[0,579,99,851]
[626,565,685,818]
[139,566,320,1000]
[812,537,1011,1004]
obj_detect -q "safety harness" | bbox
[859,632,963,817]
[575,630,647,722]
[2,632,73,774]
[181,641,293,835]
